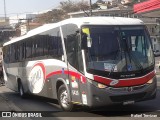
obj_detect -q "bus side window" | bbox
[19,42,23,61]
[32,37,36,58]
[7,46,10,63]
[62,24,82,70]
[15,43,19,61]
[22,42,26,60]
[34,35,43,57]
[35,39,38,57]
[39,36,44,56]
[26,39,32,58]
[48,36,54,56]
[43,35,49,56]
[43,27,63,60]
[10,44,15,63]
[57,36,63,58]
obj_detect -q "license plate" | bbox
[123,101,135,105]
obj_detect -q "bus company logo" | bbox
[127,87,133,92]
[28,63,46,94]
[110,80,119,86]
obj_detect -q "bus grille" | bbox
[109,85,147,92]
[110,93,146,102]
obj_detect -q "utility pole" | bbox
[89,0,92,16]
[3,0,7,21]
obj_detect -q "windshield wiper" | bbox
[122,34,144,72]
[123,36,143,71]
[129,52,144,71]
[108,38,143,77]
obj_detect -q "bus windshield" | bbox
[82,25,154,73]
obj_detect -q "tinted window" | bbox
[41,27,63,59]
[3,27,64,62]
[62,24,80,69]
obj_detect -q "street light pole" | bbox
[3,0,7,20]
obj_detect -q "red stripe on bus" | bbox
[46,70,86,83]
[94,71,155,87]
[46,71,62,79]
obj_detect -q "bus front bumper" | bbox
[86,77,157,108]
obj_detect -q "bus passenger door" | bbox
[62,24,85,104]
[65,33,83,104]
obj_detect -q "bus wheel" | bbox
[58,85,74,111]
[19,82,26,98]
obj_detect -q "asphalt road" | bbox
[0,80,160,118]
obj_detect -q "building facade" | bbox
[134,0,160,51]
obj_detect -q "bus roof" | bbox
[3,17,144,46]
[61,17,144,26]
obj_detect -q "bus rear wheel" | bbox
[58,84,74,111]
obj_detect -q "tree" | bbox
[60,0,89,13]
[34,0,89,23]
[92,3,99,10]
[34,9,66,23]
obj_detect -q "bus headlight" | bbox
[147,78,153,84]
[97,83,107,89]
[88,79,107,89]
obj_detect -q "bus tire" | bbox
[58,84,74,111]
[18,82,26,98]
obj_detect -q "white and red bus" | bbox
[2,17,157,111]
